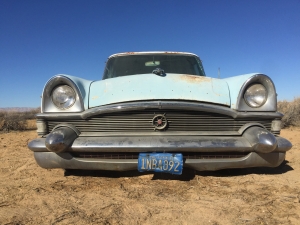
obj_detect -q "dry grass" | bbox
[0,108,39,132]
[26,119,37,130]
[278,97,300,128]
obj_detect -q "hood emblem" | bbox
[152,114,168,130]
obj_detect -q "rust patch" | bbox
[177,74,211,83]
[109,52,136,58]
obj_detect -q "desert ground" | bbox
[0,127,299,225]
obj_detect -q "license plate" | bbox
[138,153,183,175]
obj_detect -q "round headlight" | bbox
[52,85,76,109]
[244,84,267,108]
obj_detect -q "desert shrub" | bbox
[0,112,5,120]
[0,108,40,132]
[277,97,300,128]
[0,112,27,132]
[18,108,40,120]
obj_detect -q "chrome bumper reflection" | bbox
[28,126,292,153]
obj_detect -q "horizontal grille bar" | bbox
[46,109,273,134]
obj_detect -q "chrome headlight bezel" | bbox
[244,83,268,108]
[51,85,76,109]
[236,74,277,112]
[42,75,84,113]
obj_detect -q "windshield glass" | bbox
[103,54,205,79]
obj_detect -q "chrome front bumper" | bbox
[28,126,292,171]
[33,152,286,171]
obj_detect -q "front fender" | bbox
[224,73,277,111]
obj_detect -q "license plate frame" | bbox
[138,153,183,175]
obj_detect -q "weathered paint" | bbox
[223,73,261,110]
[89,73,230,108]
[59,72,265,111]
[177,74,211,83]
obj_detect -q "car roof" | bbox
[108,51,199,59]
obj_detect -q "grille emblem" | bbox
[152,114,168,130]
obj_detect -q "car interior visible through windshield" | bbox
[103,54,205,79]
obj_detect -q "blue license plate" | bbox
[138,153,183,175]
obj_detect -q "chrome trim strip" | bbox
[28,136,250,152]
[28,135,292,153]
[78,131,241,137]
[35,101,283,120]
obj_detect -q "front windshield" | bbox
[103,54,206,79]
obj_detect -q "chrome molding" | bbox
[236,74,277,112]
[36,101,283,120]
[28,130,292,153]
[42,75,85,113]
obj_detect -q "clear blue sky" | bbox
[1,0,299,107]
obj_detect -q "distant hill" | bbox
[0,107,40,112]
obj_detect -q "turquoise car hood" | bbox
[89,74,230,108]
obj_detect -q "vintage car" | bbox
[28,51,292,175]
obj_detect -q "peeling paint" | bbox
[177,74,211,83]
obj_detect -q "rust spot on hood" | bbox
[178,74,211,83]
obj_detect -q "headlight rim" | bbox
[243,83,268,108]
[42,75,85,113]
[51,84,77,110]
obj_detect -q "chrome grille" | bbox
[46,109,273,134]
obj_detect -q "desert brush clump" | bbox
[0,108,40,132]
[277,97,300,128]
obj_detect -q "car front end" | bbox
[28,52,292,174]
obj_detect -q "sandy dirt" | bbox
[0,128,299,225]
